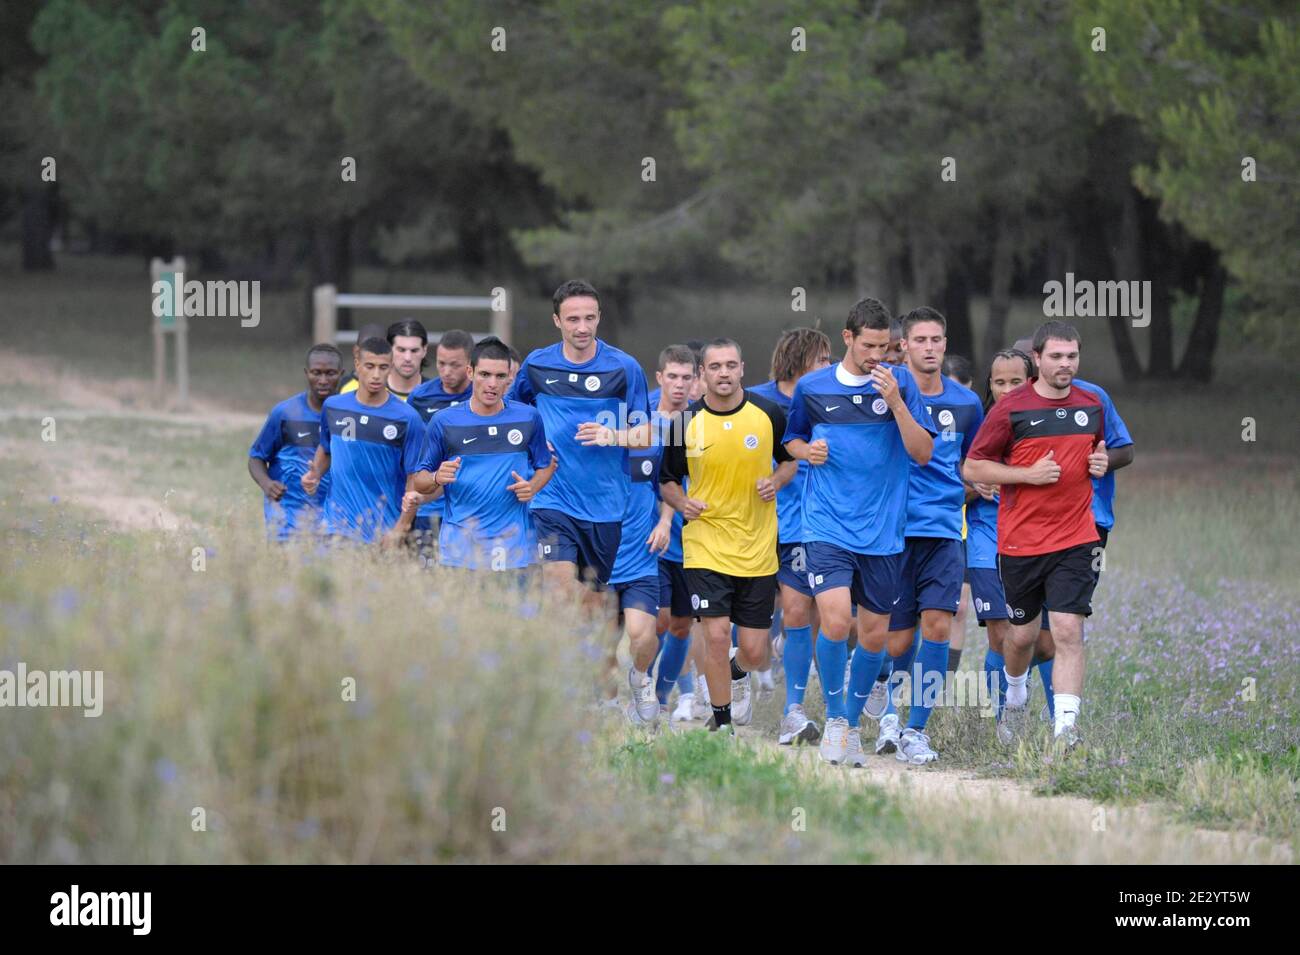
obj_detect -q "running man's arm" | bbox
[384,474,420,545]
[249,408,286,499]
[647,499,675,554]
[248,458,285,500]
[300,445,330,495]
[659,420,706,519]
[873,364,933,465]
[963,400,1058,486]
[782,381,827,464]
[510,416,558,501]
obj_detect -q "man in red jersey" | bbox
[963,321,1108,751]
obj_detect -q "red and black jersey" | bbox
[966,382,1105,557]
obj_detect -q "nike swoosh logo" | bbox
[892,597,900,605]
[545,378,559,384]
[853,692,869,698]
[794,683,805,691]
[334,420,346,426]
[462,437,477,444]
[1030,418,1044,426]
[827,688,843,696]
[297,432,311,438]
[825,405,839,412]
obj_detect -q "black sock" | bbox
[875,671,889,684]
[711,703,732,727]
[729,656,746,681]
[947,648,963,673]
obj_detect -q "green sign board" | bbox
[158,271,179,328]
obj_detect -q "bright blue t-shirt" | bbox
[408,378,473,521]
[249,391,329,540]
[508,340,649,523]
[966,493,999,569]
[610,443,662,585]
[784,363,937,556]
[1074,378,1133,530]
[318,392,425,543]
[651,409,685,565]
[905,377,984,539]
[749,379,808,545]
[419,400,551,570]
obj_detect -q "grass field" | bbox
[0,249,1296,863]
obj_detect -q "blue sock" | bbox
[984,650,1006,718]
[1037,658,1055,718]
[655,633,692,705]
[731,623,739,648]
[847,646,887,726]
[782,625,813,712]
[905,638,949,731]
[815,633,848,720]
[884,632,920,718]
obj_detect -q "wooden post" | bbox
[313,284,337,345]
[151,256,186,409]
[491,288,512,345]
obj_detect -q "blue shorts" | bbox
[615,574,660,615]
[532,508,621,586]
[965,567,1009,626]
[803,541,903,616]
[889,537,965,631]
[658,559,693,618]
[777,542,814,597]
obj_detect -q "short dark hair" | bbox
[387,319,428,344]
[306,343,342,366]
[942,354,972,386]
[471,335,512,367]
[1032,321,1081,354]
[684,339,707,364]
[358,336,392,357]
[437,329,475,356]
[658,343,698,373]
[770,327,831,382]
[553,279,600,315]
[701,337,742,364]
[354,324,385,349]
[901,306,946,337]
[846,297,892,336]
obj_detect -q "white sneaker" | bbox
[778,704,820,746]
[672,693,696,722]
[997,702,1029,744]
[845,726,869,768]
[692,675,712,720]
[875,713,901,755]
[864,678,890,720]
[756,668,775,695]
[819,716,849,765]
[731,672,754,726]
[627,667,659,725]
[896,727,938,765]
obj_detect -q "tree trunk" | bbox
[982,221,1015,371]
[21,184,55,271]
[941,259,974,362]
[1178,257,1225,382]
[307,218,354,335]
[853,216,895,308]
[1099,189,1143,381]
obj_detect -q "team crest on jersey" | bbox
[938,409,954,426]
[508,429,523,445]
[691,594,701,610]
[1055,408,1067,419]
[640,459,653,475]
[872,398,888,415]
[382,424,397,440]
[585,375,600,392]
[744,434,759,450]
[1074,410,1089,426]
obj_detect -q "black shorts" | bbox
[999,541,1098,624]
[684,568,777,630]
[1040,524,1109,629]
[658,559,694,619]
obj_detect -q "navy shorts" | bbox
[658,559,694,618]
[615,574,660,615]
[777,542,815,597]
[888,537,965,631]
[965,567,1009,626]
[803,541,903,616]
[684,568,777,630]
[1040,525,1109,629]
[532,508,621,586]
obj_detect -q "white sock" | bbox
[1005,669,1029,707]
[633,667,648,685]
[1055,693,1081,736]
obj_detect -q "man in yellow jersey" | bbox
[660,338,797,735]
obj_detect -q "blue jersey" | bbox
[749,379,808,545]
[319,392,425,543]
[905,377,984,539]
[1074,378,1133,530]
[420,401,551,570]
[651,410,685,564]
[508,340,649,523]
[966,493,999,569]
[610,443,662,585]
[249,391,329,540]
[408,378,473,521]
[784,363,937,556]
